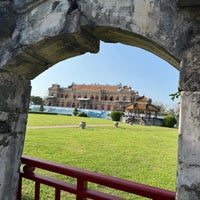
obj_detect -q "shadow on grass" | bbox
[116,127,126,129]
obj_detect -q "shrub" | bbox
[39,105,44,112]
[73,108,78,116]
[163,115,176,128]
[110,111,123,121]
[78,112,88,117]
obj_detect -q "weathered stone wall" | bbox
[0,71,31,199]
[0,0,99,79]
[178,0,200,7]
[0,1,16,38]
[0,0,197,79]
[177,92,200,199]
[177,29,200,199]
[0,0,199,199]
[0,0,191,79]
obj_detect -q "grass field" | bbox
[22,114,178,199]
[27,113,112,126]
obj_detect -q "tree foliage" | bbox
[73,108,78,116]
[110,111,123,121]
[39,105,44,112]
[30,96,43,105]
[153,101,179,117]
[153,101,167,115]
[169,91,180,101]
[167,109,176,117]
[163,115,177,128]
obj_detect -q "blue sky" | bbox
[31,41,179,108]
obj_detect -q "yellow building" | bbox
[45,83,139,111]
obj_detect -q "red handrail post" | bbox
[76,177,88,200]
[35,182,40,200]
[55,188,61,200]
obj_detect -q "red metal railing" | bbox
[17,155,176,200]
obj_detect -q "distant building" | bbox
[45,83,139,112]
[125,96,160,118]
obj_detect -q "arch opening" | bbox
[31,41,180,109]
[27,41,180,198]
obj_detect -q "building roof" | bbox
[70,83,131,92]
[147,104,160,112]
[136,96,151,103]
[126,99,160,112]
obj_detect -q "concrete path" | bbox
[27,124,113,129]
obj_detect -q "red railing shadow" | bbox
[17,155,176,200]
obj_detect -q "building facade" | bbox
[125,96,160,118]
[45,83,139,111]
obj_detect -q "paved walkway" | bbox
[27,124,113,129]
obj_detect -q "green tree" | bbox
[110,111,123,121]
[167,108,176,117]
[30,96,43,105]
[73,108,78,116]
[169,91,180,101]
[163,115,176,128]
[154,102,167,115]
[39,105,44,112]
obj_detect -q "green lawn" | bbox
[27,113,113,126]
[23,114,178,199]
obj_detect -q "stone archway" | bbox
[0,1,199,199]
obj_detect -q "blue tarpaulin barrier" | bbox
[29,105,111,119]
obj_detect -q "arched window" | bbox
[116,96,119,100]
[110,96,113,101]
[73,95,76,99]
[91,95,94,100]
[101,105,104,110]
[95,95,99,100]
[107,105,111,111]
[123,96,126,101]
[105,96,108,101]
